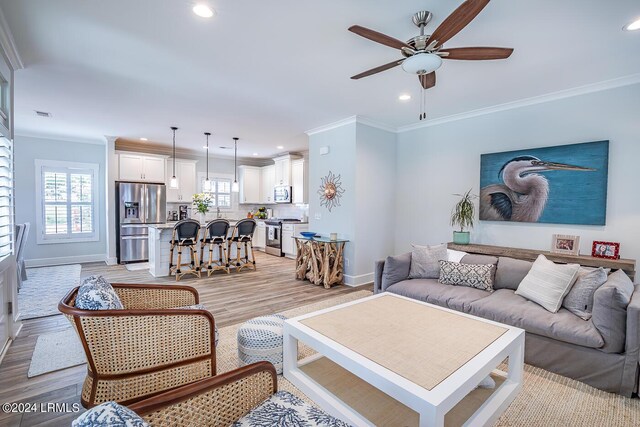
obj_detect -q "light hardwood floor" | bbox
[0,252,371,427]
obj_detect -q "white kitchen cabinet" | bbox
[238,165,261,204]
[118,153,167,182]
[283,223,309,258]
[254,221,266,249]
[274,157,289,186]
[291,159,305,204]
[166,159,197,203]
[261,165,275,204]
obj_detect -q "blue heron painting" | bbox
[479,141,609,225]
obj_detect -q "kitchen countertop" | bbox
[148,219,307,230]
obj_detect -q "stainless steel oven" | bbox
[265,221,283,257]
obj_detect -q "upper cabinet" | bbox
[238,165,261,204]
[166,159,197,203]
[118,153,166,182]
[273,154,300,186]
[261,165,275,204]
[291,158,306,204]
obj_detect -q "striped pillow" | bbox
[515,255,580,313]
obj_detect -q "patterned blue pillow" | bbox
[233,390,353,427]
[75,275,124,310]
[72,401,149,427]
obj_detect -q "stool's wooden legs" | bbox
[236,240,257,272]
[170,243,201,281]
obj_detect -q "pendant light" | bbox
[169,126,179,189]
[231,137,239,193]
[203,132,212,192]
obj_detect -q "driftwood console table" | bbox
[294,236,348,288]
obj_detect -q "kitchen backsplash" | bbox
[166,202,309,222]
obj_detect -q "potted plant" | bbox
[450,189,476,245]
[192,193,212,223]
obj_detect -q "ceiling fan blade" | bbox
[428,0,491,47]
[419,72,436,89]
[440,47,513,60]
[348,25,410,50]
[351,59,404,80]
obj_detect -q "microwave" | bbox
[274,185,292,203]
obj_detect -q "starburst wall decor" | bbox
[318,171,345,212]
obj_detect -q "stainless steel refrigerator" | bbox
[116,182,166,263]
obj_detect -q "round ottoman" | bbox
[237,314,287,374]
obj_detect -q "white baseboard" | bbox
[343,272,374,287]
[25,254,107,268]
[105,256,118,266]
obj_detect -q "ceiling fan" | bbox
[349,0,513,119]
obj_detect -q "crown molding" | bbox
[0,8,23,70]
[397,73,640,133]
[305,115,396,136]
[14,131,106,145]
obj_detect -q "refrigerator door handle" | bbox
[145,185,149,221]
[122,235,148,240]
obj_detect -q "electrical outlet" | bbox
[314,213,321,220]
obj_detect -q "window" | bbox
[199,174,232,208]
[35,160,99,243]
[0,137,12,259]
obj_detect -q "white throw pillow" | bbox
[447,249,467,263]
[515,254,580,313]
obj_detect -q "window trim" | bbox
[197,172,233,210]
[35,159,100,245]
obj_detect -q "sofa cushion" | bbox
[515,255,580,313]
[438,260,495,292]
[592,269,635,353]
[386,279,491,312]
[495,257,533,290]
[469,289,604,349]
[460,254,498,266]
[381,252,411,291]
[72,401,149,427]
[232,390,352,427]
[562,267,609,320]
[75,275,124,311]
[409,243,448,279]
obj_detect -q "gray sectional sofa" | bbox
[374,252,640,397]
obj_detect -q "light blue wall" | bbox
[15,135,107,263]
[396,83,640,262]
[309,123,357,276]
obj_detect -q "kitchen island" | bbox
[147,220,242,277]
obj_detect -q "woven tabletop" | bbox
[300,295,507,391]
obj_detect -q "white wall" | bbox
[15,135,107,265]
[396,83,640,262]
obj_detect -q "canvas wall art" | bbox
[479,140,609,225]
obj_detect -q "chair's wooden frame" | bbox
[227,219,257,272]
[169,220,201,281]
[58,284,216,408]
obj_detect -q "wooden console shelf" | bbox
[448,242,636,281]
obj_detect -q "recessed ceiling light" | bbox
[140,137,148,141]
[624,18,640,31]
[277,145,284,150]
[253,152,258,156]
[193,4,214,18]
[398,94,411,101]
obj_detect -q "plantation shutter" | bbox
[0,136,13,259]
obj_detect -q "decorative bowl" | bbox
[300,232,317,238]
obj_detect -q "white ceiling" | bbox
[2,0,639,157]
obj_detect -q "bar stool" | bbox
[227,218,257,272]
[169,219,201,281]
[200,219,231,275]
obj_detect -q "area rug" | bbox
[28,328,85,377]
[18,264,82,320]
[125,262,150,272]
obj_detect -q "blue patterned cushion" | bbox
[177,304,218,347]
[232,391,352,427]
[75,275,124,310]
[72,401,148,427]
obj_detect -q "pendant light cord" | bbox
[233,137,239,182]
[171,126,177,177]
[205,132,210,181]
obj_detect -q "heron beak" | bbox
[540,161,596,172]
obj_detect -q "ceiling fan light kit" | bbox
[348,0,513,121]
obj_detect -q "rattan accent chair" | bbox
[227,218,257,272]
[128,362,277,426]
[58,283,217,408]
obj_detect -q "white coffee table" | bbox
[283,292,524,427]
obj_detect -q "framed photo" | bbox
[592,241,620,260]
[551,234,580,255]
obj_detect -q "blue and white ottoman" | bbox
[237,314,287,374]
